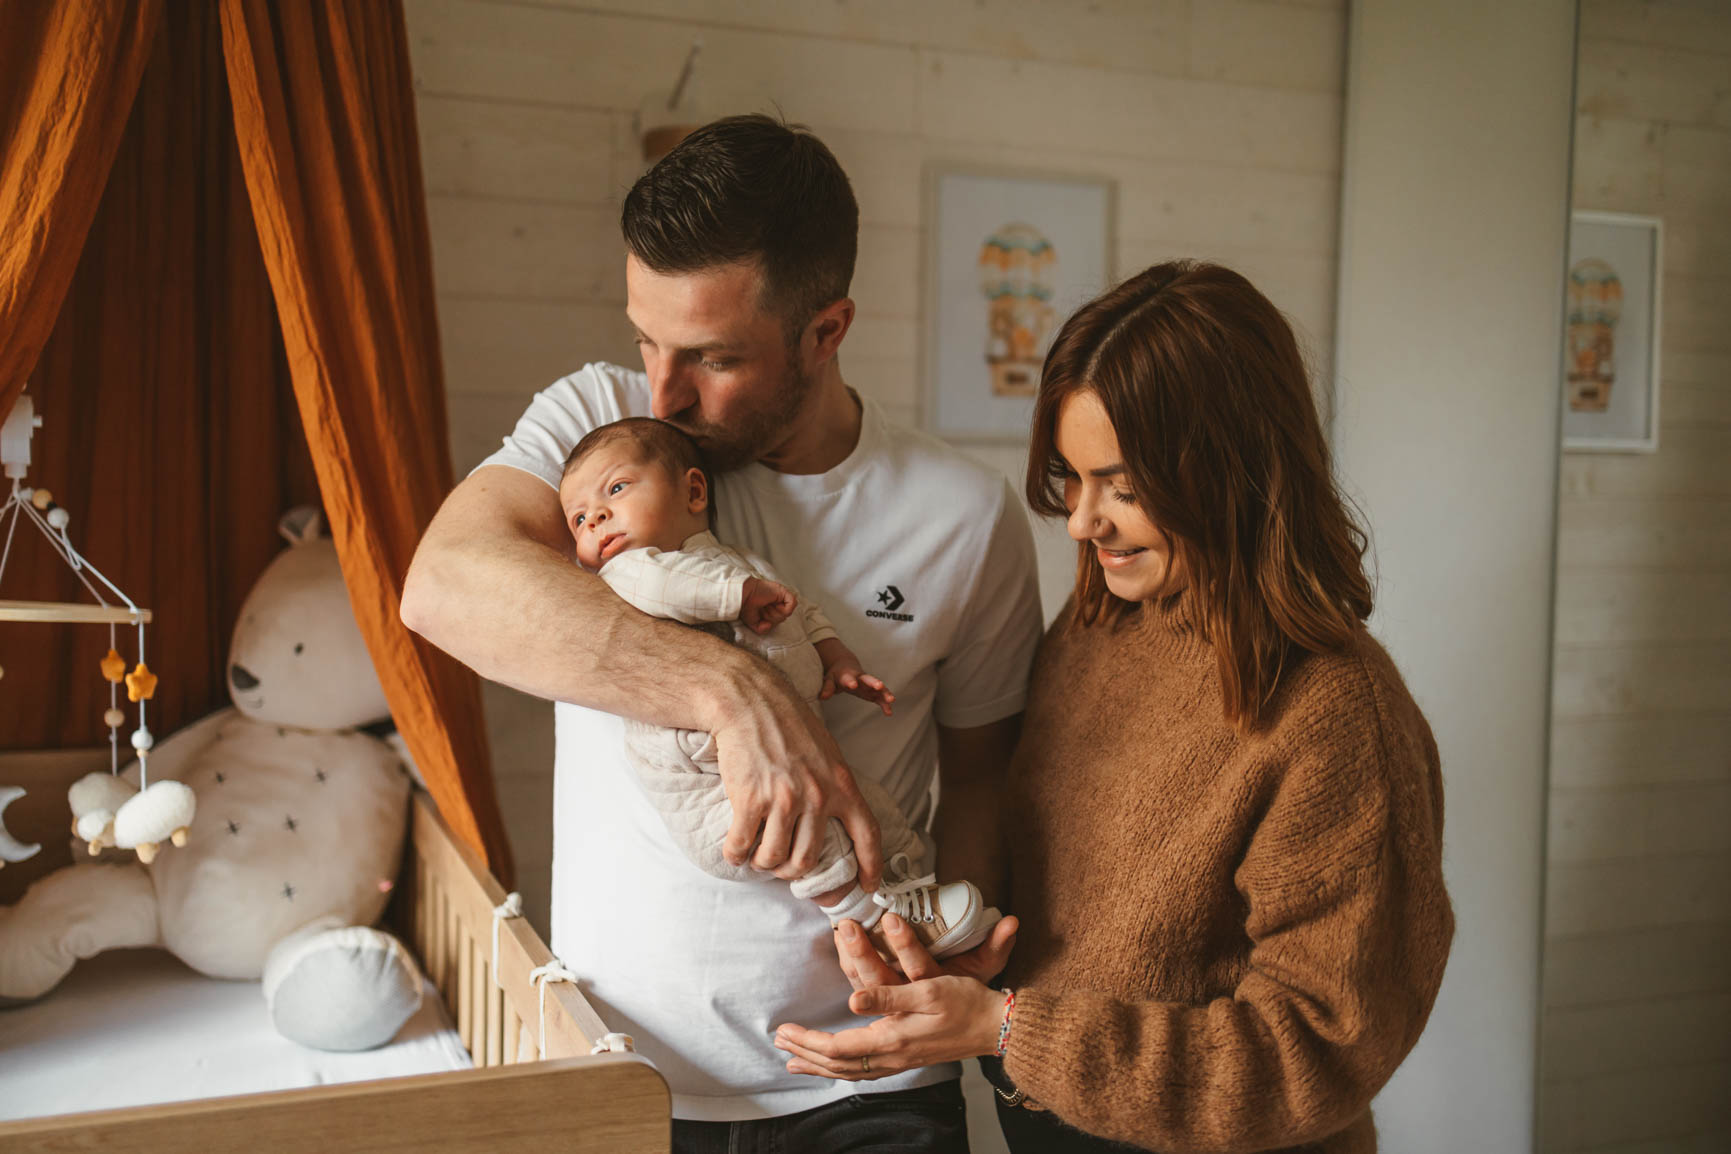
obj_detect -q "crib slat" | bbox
[427,885,442,1010]
[457,929,474,1052]
[412,853,428,961]
[485,969,504,1067]
[502,1005,523,1065]
[469,936,488,1065]
[443,896,460,1019]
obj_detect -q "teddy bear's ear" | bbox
[277,507,324,548]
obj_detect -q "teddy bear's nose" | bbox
[230,664,260,691]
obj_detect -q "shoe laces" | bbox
[871,868,940,924]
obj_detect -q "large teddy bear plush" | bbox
[0,508,423,1052]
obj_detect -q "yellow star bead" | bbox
[100,649,127,683]
[125,662,159,703]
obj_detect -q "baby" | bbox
[558,417,999,958]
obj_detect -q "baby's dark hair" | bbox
[561,417,715,524]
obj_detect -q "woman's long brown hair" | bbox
[1026,261,1374,730]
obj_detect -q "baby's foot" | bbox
[866,875,1001,960]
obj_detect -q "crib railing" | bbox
[399,791,613,1065]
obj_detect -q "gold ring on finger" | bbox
[860,1054,871,1074]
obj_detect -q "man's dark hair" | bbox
[621,113,858,340]
[562,418,715,525]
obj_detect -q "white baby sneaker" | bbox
[870,874,1001,960]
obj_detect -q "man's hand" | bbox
[740,577,798,634]
[708,659,885,889]
[814,638,895,716]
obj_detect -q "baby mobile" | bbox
[0,393,194,869]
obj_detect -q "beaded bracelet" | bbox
[995,988,1015,1057]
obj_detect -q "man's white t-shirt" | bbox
[479,363,1043,1121]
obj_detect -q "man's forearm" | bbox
[404,466,883,881]
[401,470,752,733]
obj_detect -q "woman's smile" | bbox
[1056,390,1183,601]
[1096,545,1147,569]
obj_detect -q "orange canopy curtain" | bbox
[221,0,511,880]
[0,0,319,751]
[0,0,160,421]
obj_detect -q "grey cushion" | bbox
[264,923,423,1052]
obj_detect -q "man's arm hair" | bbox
[400,464,884,885]
[401,465,744,726]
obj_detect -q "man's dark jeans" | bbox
[671,1080,969,1154]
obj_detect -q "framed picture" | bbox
[922,164,1115,442]
[1562,211,1662,453]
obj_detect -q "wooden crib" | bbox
[0,750,670,1152]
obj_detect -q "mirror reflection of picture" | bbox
[925,166,1113,441]
[1561,212,1661,452]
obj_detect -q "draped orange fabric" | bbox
[0,0,319,751]
[220,0,511,880]
[0,0,160,420]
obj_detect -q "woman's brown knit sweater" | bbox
[997,596,1453,1154]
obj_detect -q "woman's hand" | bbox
[773,911,1019,1081]
[832,911,1019,991]
[774,975,1003,1081]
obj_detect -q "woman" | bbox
[774,262,1453,1153]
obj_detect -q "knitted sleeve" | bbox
[1001,657,1453,1153]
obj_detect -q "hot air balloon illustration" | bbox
[979,223,1057,397]
[1567,257,1623,412]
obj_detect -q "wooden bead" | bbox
[130,727,154,751]
[104,708,126,728]
[46,507,68,529]
[30,488,52,510]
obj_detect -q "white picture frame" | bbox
[1562,211,1662,453]
[921,164,1115,443]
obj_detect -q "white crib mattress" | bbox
[0,948,472,1122]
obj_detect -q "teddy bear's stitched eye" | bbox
[294,643,304,655]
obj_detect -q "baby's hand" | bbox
[740,577,798,634]
[820,652,895,716]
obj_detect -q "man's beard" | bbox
[669,357,815,472]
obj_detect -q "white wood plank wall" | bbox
[401,0,1349,967]
[1540,3,1731,1151]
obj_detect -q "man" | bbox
[402,114,1042,1150]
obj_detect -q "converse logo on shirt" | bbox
[867,584,914,622]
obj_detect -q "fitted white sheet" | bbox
[0,948,471,1121]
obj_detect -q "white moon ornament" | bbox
[0,785,42,865]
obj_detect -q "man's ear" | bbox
[803,297,856,368]
[685,467,710,516]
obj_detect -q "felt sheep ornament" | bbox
[0,508,424,1052]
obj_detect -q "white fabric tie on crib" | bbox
[528,960,579,1056]
[590,1031,635,1056]
[490,892,523,990]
